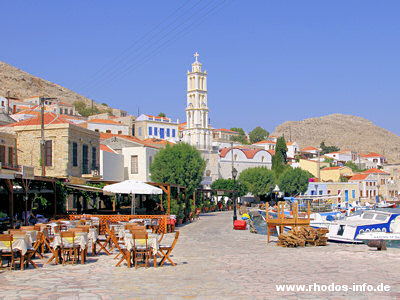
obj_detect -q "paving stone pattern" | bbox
[1,211,400,299]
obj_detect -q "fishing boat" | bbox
[376,201,397,209]
[357,215,400,243]
[326,210,400,244]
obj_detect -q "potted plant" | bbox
[226,199,233,210]
[177,203,185,225]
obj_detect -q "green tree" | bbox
[238,167,274,200]
[211,178,248,196]
[272,136,288,177]
[278,168,313,197]
[320,141,340,155]
[73,101,102,117]
[249,126,269,144]
[230,127,248,144]
[158,112,166,117]
[150,143,206,196]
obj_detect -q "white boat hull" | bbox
[357,232,400,241]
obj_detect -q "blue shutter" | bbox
[154,127,158,136]
[149,126,152,136]
[172,129,176,137]
[167,129,170,137]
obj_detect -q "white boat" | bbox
[326,210,400,244]
[357,215,400,241]
[376,201,397,209]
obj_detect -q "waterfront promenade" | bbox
[1,211,400,299]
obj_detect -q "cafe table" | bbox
[123,232,159,267]
[47,232,88,265]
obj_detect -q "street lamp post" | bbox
[232,168,238,224]
[273,185,280,204]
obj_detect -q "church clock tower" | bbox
[183,52,212,150]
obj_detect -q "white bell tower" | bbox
[183,52,212,150]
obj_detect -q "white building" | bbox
[80,118,130,135]
[100,144,124,181]
[218,147,273,179]
[135,114,179,142]
[360,152,386,168]
[348,173,378,203]
[101,134,160,182]
[324,151,353,163]
[182,53,212,150]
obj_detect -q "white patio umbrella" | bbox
[103,180,163,215]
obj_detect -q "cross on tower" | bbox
[194,52,199,62]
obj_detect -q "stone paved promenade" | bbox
[1,211,400,299]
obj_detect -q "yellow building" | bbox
[320,166,353,182]
[325,182,360,205]
[299,159,329,178]
[8,113,100,178]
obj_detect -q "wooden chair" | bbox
[20,232,42,269]
[95,222,112,256]
[158,231,180,267]
[133,231,151,269]
[29,231,44,260]
[60,231,79,265]
[0,234,17,270]
[108,227,131,268]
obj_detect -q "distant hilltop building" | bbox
[182,52,212,151]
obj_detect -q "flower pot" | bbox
[177,218,183,225]
[204,207,209,213]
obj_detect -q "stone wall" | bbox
[13,123,100,178]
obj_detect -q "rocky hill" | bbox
[272,113,400,163]
[0,60,101,108]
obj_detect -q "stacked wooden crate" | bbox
[277,226,329,247]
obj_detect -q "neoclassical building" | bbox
[182,52,212,151]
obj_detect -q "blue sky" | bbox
[2,1,400,135]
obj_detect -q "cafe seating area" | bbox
[0,215,180,271]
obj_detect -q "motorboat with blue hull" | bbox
[326,210,400,244]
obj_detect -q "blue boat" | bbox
[326,210,400,244]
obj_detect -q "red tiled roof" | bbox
[219,147,272,159]
[143,138,174,146]
[99,133,158,148]
[7,112,74,127]
[145,114,169,121]
[349,173,370,181]
[213,128,239,134]
[267,150,275,156]
[59,101,73,106]
[362,168,389,175]
[178,122,186,130]
[286,142,294,146]
[253,140,275,145]
[88,119,123,125]
[301,146,320,151]
[13,110,41,116]
[100,144,116,153]
[360,152,384,158]
[321,166,342,171]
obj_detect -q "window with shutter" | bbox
[8,147,13,167]
[92,147,97,170]
[0,146,5,164]
[131,155,138,174]
[73,142,78,167]
[82,144,88,174]
[45,140,52,166]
